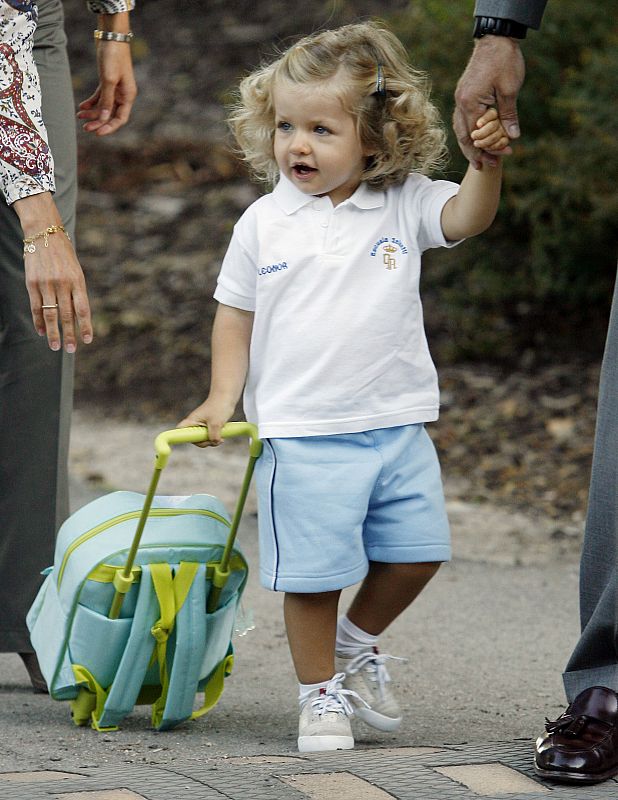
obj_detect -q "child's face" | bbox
[272,78,370,207]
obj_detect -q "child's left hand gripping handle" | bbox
[154,422,262,468]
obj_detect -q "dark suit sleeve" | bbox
[473,0,548,29]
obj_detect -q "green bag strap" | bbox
[191,653,235,721]
[71,664,117,732]
[150,562,199,728]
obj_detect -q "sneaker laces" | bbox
[306,672,369,717]
[344,649,407,700]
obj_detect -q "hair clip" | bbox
[374,63,387,99]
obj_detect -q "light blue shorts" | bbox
[255,424,450,593]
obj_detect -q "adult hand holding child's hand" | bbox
[453,36,524,167]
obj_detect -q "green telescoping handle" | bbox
[108,422,262,619]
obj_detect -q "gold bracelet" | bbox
[93,29,134,43]
[23,225,70,255]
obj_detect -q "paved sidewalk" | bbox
[1,740,617,799]
[1,457,614,798]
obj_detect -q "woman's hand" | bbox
[77,42,137,136]
[14,193,93,353]
[77,11,137,137]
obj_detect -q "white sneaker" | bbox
[297,672,362,752]
[335,648,405,732]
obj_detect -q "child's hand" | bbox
[471,108,512,155]
[177,397,236,448]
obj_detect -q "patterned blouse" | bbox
[0,0,134,205]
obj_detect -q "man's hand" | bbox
[454,36,525,167]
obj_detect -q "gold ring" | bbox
[41,303,59,309]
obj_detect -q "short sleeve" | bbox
[213,218,258,312]
[403,174,462,252]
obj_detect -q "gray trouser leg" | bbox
[0,0,76,652]
[563,273,618,700]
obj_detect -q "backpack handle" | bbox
[155,422,262,467]
[109,422,261,619]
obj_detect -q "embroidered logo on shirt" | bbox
[370,237,409,270]
[382,244,398,270]
[257,261,289,276]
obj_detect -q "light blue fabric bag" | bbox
[26,424,261,732]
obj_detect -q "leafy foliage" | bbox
[390,0,618,362]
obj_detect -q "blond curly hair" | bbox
[229,21,448,190]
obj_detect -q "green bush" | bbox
[389,0,618,362]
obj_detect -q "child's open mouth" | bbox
[292,164,317,179]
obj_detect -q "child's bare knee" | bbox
[392,561,441,580]
[285,590,340,606]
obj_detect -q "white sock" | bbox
[298,678,331,708]
[336,615,378,656]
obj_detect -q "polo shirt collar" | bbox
[347,181,385,210]
[273,175,385,215]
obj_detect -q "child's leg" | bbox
[284,590,341,683]
[334,425,449,731]
[336,561,440,732]
[345,561,440,636]
[285,590,358,752]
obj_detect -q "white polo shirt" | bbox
[214,173,462,438]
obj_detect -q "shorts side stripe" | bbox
[264,439,280,591]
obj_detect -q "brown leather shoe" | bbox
[534,686,618,784]
[18,652,48,694]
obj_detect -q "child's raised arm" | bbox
[177,303,254,446]
[440,109,510,242]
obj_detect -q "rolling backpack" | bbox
[26,423,261,732]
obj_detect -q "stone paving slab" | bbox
[1,741,617,800]
[55,792,146,800]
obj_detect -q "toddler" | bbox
[180,21,508,752]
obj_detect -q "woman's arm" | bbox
[178,304,255,446]
[0,5,55,204]
[0,1,137,350]
[1,4,90,350]
[14,192,93,352]
[78,2,137,136]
